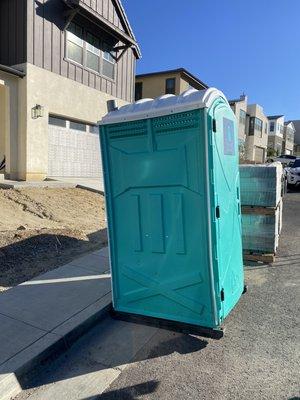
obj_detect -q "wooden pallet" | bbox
[241,205,278,216]
[243,251,275,263]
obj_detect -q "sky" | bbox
[122,0,300,120]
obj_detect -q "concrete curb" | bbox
[0,294,112,400]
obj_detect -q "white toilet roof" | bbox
[100,87,229,125]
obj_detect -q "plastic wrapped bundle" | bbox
[240,162,283,207]
[242,209,280,253]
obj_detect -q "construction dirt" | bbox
[0,188,107,292]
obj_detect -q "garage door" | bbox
[254,146,265,163]
[48,115,102,178]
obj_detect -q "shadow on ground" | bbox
[18,322,207,394]
[83,380,160,400]
[0,229,107,290]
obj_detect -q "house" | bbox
[245,104,268,163]
[0,0,140,182]
[267,115,285,156]
[290,120,300,156]
[135,68,208,101]
[283,121,295,155]
[230,95,268,163]
[229,94,248,160]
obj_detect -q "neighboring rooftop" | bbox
[136,68,209,90]
[267,115,284,120]
[229,94,247,105]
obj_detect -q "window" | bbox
[292,159,300,168]
[70,121,87,132]
[135,82,143,101]
[49,115,67,128]
[66,23,116,80]
[86,33,100,72]
[270,121,275,132]
[89,125,99,134]
[102,43,115,79]
[239,109,246,124]
[265,122,268,133]
[249,117,263,136]
[249,117,255,135]
[67,22,84,65]
[280,124,284,134]
[165,78,176,94]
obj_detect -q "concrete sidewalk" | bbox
[0,247,112,400]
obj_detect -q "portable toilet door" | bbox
[100,88,244,332]
[207,96,244,321]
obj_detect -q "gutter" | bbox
[0,64,26,78]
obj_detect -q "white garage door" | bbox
[48,116,102,178]
[254,146,265,163]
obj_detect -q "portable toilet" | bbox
[100,88,244,333]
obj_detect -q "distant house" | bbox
[267,115,285,156]
[283,121,295,155]
[0,0,140,182]
[290,120,300,156]
[230,95,268,163]
[135,68,208,101]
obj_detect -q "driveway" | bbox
[15,192,300,400]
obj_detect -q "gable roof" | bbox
[136,68,209,89]
[267,115,284,120]
[114,0,138,43]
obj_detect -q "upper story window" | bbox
[165,78,176,94]
[102,43,116,80]
[279,124,284,134]
[67,23,84,65]
[135,82,143,101]
[265,122,268,133]
[66,23,116,80]
[270,121,275,132]
[254,118,263,137]
[86,33,100,72]
[249,117,263,136]
[239,109,246,124]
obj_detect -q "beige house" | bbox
[0,0,140,182]
[283,121,295,155]
[135,68,208,100]
[229,95,248,160]
[267,115,284,156]
[230,95,268,163]
[291,120,300,156]
[246,104,268,162]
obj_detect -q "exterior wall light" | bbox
[31,104,44,119]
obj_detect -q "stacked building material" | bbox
[239,163,283,262]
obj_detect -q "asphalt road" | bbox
[15,191,300,400]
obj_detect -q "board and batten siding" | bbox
[0,0,27,66]
[25,0,135,102]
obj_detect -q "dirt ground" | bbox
[0,188,107,292]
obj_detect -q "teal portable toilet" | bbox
[100,88,244,335]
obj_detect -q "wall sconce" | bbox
[31,104,44,119]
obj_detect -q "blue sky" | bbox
[122,0,300,120]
